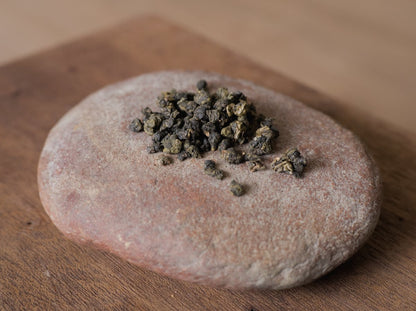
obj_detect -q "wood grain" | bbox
[0,16,415,310]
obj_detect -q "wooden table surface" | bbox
[0,16,415,311]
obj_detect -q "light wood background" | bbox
[1,0,415,133]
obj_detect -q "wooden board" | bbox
[0,16,415,310]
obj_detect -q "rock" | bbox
[38,71,382,289]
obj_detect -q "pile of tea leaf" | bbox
[129,80,306,196]
[130,80,278,162]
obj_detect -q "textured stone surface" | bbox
[38,71,381,289]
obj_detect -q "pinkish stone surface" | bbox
[38,71,381,289]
